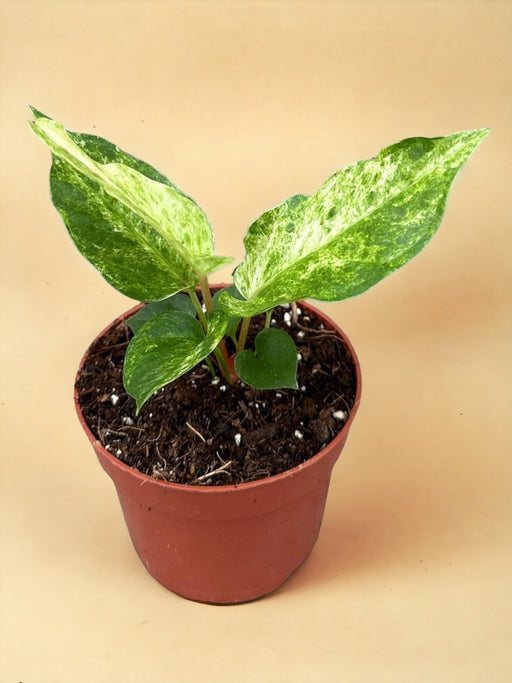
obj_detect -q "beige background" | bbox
[1,1,511,681]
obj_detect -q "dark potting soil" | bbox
[75,302,357,486]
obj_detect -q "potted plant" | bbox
[30,107,488,603]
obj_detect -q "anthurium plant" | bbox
[30,107,488,412]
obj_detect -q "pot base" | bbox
[98,430,347,604]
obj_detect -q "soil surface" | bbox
[75,301,357,486]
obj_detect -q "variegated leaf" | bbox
[219,129,489,317]
[29,108,232,301]
[124,310,229,413]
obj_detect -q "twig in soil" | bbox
[76,387,97,397]
[186,421,206,443]
[95,340,130,352]
[311,366,331,377]
[245,468,273,482]
[100,428,128,439]
[328,393,351,413]
[120,425,145,434]
[295,320,337,336]
[291,301,298,325]
[194,460,233,483]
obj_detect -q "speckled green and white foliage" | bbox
[219,129,489,317]
[29,109,232,301]
[124,310,229,413]
[30,110,489,398]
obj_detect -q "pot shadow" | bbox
[273,462,483,599]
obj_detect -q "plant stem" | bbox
[291,301,298,325]
[264,309,273,329]
[236,316,251,352]
[188,279,235,386]
[199,274,215,313]
[188,288,208,330]
[214,346,235,385]
[204,357,217,378]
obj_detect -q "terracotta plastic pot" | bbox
[75,299,361,604]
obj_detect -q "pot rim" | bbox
[74,291,362,495]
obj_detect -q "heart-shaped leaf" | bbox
[127,293,196,333]
[29,108,232,301]
[218,129,489,317]
[124,310,229,413]
[235,328,298,390]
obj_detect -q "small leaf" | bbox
[127,293,196,333]
[29,110,232,301]
[219,129,490,317]
[124,310,229,413]
[235,328,298,390]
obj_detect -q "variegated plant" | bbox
[30,107,488,412]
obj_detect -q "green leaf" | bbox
[126,293,196,333]
[219,129,489,317]
[124,310,229,413]
[235,328,298,390]
[212,285,243,344]
[29,109,232,301]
